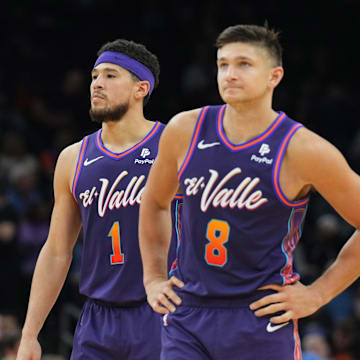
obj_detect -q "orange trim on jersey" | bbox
[72,136,89,200]
[174,194,184,199]
[293,319,302,360]
[218,106,286,150]
[274,124,309,207]
[96,122,161,158]
[178,106,209,179]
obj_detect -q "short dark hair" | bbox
[97,39,160,105]
[215,24,283,67]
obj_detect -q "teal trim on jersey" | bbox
[280,205,308,285]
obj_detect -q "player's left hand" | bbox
[249,282,322,324]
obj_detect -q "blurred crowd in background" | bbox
[1,1,360,359]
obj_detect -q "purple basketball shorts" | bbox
[71,299,162,359]
[160,294,301,360]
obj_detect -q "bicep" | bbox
[298,134,360,227]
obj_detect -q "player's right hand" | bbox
[145,276,184,315]
[16,336,42,360]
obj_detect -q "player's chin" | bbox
[91,98,107,107]
[222,93,247,105]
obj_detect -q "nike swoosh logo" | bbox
[163,314,168,327]
[266,321,289,333]
[197,140,220,150]
[84,156,104,166]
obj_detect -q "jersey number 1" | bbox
[108,221,124,265]
[205,219,230,267]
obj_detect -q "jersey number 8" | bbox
[205,219,230,267]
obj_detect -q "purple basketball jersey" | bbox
[174,105,310,300]
[72,122,181,305]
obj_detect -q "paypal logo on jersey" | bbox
[141,148,151,158]
[259,143,270,156]
[134,147,155,164]
[250,143,273,165]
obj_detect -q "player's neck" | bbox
[223,100,278,144]
[100,108,155,153]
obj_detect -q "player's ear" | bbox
[134,81,150,100]
[269,66,284,89]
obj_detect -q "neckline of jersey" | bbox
[96,121,161,159]
[217,105,286,151]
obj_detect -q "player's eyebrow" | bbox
[91,67,120,75]
[217,55,253,62]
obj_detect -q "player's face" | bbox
[89,63,135,122]
[217,42,282,105]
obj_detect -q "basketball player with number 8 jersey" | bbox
[139,24,360,360]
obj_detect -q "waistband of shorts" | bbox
[176,290,275,308]
[87,297,148,308]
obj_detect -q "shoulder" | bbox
[157,108,203,164]
[287,126,349,183]
[288,126,341,159]
[166,108,202,131]
[57,141,83,167]
[162,108,202,142]
[54,141,83,191]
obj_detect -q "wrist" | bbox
[307,283,327,310]
[21,328,39,340]
[144,275,167,290]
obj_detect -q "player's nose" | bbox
[225,67,238,81]
[92,75,105,89]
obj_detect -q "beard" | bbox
[89,102,129,123]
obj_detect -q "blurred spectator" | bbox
[331,319,357,360]
[0,331,21,360]
[0,314,20,340]
[0,132,38,186]
[0,313,20,358]
[302,324,332,360]
[5,163,43,218]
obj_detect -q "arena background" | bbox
[1,1,360,358]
